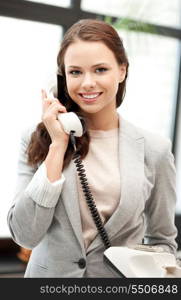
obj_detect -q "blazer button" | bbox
[78,258,86,269]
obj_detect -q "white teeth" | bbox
[81,93,100,99]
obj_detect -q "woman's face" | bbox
[64,39,126,115]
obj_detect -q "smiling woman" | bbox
[64,40,126,121]
[7,19,178,278]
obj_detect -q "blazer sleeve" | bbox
[7,127,65,249]
[144,139,178,254]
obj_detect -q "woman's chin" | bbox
[79,106,102,115]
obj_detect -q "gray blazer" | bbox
[7,115,178,277]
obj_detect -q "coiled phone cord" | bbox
[70,131,111,250]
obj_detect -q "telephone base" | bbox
[103,246,181,278]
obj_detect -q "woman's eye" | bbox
[96,67,108,73]
[69,70,81,76]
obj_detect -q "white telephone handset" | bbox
[57,112,83,137]
[47,90,83,137]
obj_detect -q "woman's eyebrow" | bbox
[67,65,81,69]
[92,63,109,67]
[67,63,109,69]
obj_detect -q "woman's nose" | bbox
[81,73,96,90]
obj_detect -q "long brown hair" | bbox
[27,19,129,169]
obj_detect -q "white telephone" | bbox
[57,112,83,137]
[104,245,181,278]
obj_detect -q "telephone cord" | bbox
[70,131,111,249]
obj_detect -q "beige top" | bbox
[77,128,121,250]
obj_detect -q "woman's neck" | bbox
[85,111,119,131]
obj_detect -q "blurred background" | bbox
[0,0,181,276]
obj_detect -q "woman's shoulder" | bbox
[120,117,172,156]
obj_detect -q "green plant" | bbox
[104,15,156,34]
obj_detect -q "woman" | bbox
[7,19,177,277]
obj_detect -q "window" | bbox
[0,16,62,237]
[118,30,180,139]
[81,0,181,29]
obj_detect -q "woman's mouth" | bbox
[78,92,102,103]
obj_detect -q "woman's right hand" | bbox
[41,89,69,146]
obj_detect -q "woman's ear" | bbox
[119,63,127,83]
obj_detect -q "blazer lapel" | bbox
[61,160,85,254]
[87,116,144,253]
